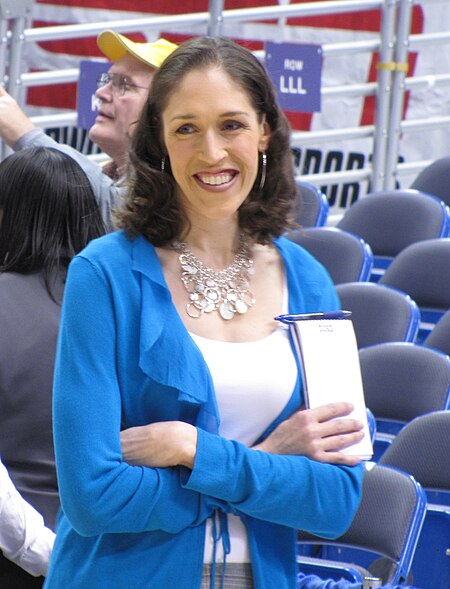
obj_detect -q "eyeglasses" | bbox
[96,72,149,97]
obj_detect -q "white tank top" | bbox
[190,289,298,563]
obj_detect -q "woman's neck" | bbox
[180,225,243,270]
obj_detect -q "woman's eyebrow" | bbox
[169,110,250,122]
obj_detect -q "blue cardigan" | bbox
[45,231,363,589]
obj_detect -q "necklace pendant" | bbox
[219,302,235,320]
[234,299,248,314]
[186,303,202,318]
[182,263,197,274]
[204,287,219,302]
[175,233,255,321]
[202,301,216,313]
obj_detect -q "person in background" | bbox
[45,36,365,589]
[0,458,55,585]
[0,146,106,587]
[0,31,177,229]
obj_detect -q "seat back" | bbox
[288,227,373,284]
[379,411,450,493]
[359,342,450,432]
[337,189,450,256]
[298,464,427,585]
[379,238,450,338]
[410,156,450,207]
[422,309,450,357]
[294,179,329,228]
[336,282,420,348]
[379,412,450,589]
[337,190,450,280]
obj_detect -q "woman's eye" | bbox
[176,124,194,135]
[223,120,244,131]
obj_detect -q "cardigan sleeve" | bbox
[52,255,219,537]
[183,430,363,539]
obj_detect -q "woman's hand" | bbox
[253,402,365,466]
[120,421,198,469]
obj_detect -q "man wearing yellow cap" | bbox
[0,31,177,230]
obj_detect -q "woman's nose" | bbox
[198,131,226,164]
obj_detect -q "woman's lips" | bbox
[195,171,236,186]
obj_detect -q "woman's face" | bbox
[161,66,270,223]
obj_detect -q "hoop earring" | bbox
[258,152,267,191]
[161,156,166,171]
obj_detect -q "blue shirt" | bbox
[45,231,363,589]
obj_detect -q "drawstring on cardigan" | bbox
[210,510,231,589]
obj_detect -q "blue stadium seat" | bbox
[410,156,450,208]
[336,282,420,349]
[337,189,450,281]
[422,308,450,357]
[379,237,450,341]
[379,412,450,589]
[287,227,373,284]
[297,463,427,585]
[294,179,329,228]
[358,342,450,459]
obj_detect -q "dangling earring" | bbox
[161,156,166,171]
[258,152,267,191]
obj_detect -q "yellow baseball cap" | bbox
[97,30,177,69]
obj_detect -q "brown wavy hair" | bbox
[116,36,297,246]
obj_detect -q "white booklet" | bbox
[277,311,373,460]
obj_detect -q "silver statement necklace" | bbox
[174,234,255,320]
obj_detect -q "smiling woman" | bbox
[46,37,365,589]
[161,66,270,225]
[120,37,297,249]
